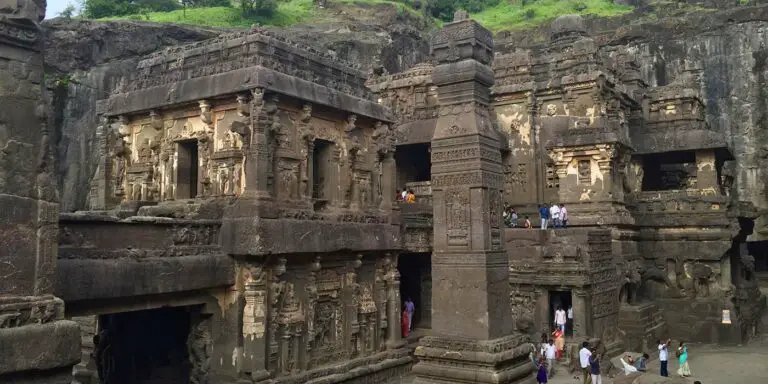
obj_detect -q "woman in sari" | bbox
[552,328,565,360]
[401,308,410,338]
[676,341,691,377]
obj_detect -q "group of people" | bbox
[396,188,416,203]
[503,205,532,228]
[532,306,574,383]
[616,339,693,380]
[538,203,567,229]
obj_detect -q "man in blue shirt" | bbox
[539,204,550,230]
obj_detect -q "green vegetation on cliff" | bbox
[85,0,751,32]
[474,0,633,31]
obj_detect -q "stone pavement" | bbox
[543,338,768,384]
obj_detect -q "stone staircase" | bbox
[619,302,668,354]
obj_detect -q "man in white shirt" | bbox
[550,203,561,228]
[658,339,670,377]
[545,339,557,377]
[567,305,573,334]
[579,342,592,384]
[554,306,567,332]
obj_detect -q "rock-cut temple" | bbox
[1,4,766,384]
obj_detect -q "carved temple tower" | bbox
[0,1,81,382]
[411,12,533,384]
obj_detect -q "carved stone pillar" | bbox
[412,13,531,384]
[245,88,274,200]
[0,5,81,383]
[344,254,363,357]
[384,253,404,349]
[241,264,270,381]
[379,151,396,211]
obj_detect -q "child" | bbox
[537,357,548,384]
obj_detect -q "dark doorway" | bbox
[96,307,192,384]
[395,143,431,187]
[398,253,432,330]
[312,139,334,204]
[641,151,696,191]
[549,290,573,336]
[176,140,199,199]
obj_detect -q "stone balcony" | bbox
[57,213,234,306]
[629,188,730,227]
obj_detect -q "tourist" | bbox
[676,341,691,377]
[395,189,402,202]
[401,307,409,338]
[635,353,649,371]
[560,204,568,228]
[554,306,567,332]
[589,348,602,384]
[550,203,561,228]
[405,189,416,203]
[579,341,592,384]
[537,357,548,384]
[524,216,532,229]
[529,343,540,369]
[658,339,670,377]
[401,188,408,200]
[545,339,557,377]
[539,333,549,359]
[552,328,565,360]
[539,204,550,229]
[404,297,415,331]
[567,305,573,333]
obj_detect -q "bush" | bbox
[241,0,277,16]
[424,0,502,21]
[184,0,232,6]
[83,0,180,19]
[523,8,535,19]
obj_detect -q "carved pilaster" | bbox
[241,263,270,381]
[265,257,287,375]
[384,253,404,349]
[345,254,363,358]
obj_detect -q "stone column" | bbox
[241,265,270,381]
[379,151,395,211]
[696,149,718,191]
[572,289,588,339]
[384,253,404,349]
[412,12,532,384]
[0,3,81,382]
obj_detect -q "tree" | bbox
[59,3,77,19]
[185,0,232,6]
[240,0,277,17]
[82,0,181,19]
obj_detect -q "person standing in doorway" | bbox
[401,188,408,201]
[401,307,410,338]
[589,348,602,384]
[567,305,573,334]
[539,204,550,229]
[550,203,561,228]
[658,339,670,377]
[560,204,568,228]
[545,339,557,377]
[404,297,415,331]
[579,341,592,384]
[554,306,567,333]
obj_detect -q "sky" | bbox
[46,0,75,19]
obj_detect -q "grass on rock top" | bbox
[473,0,633,32]
[95,0,636,31]
[98,2,317,27]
